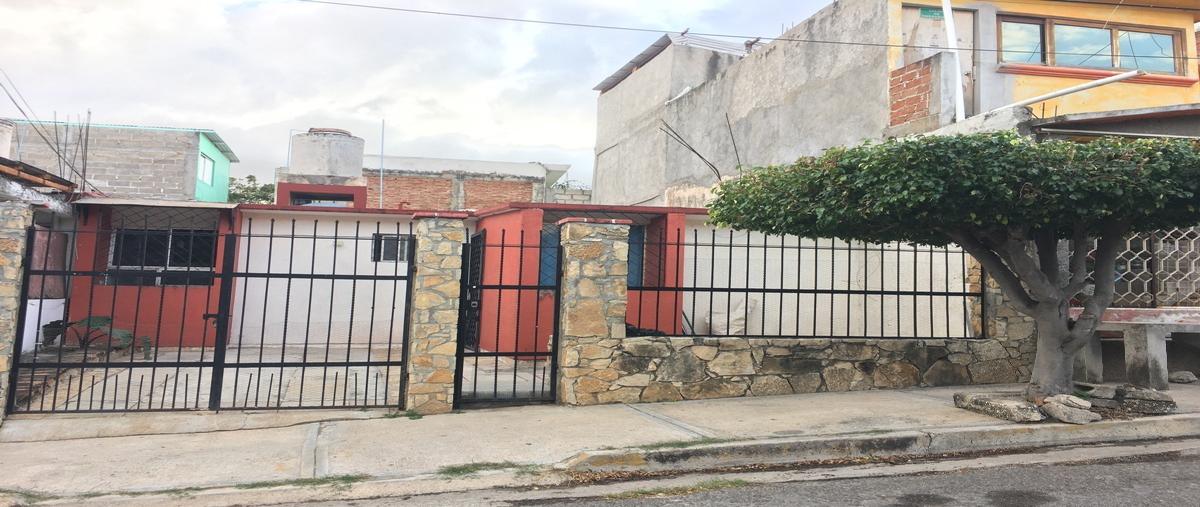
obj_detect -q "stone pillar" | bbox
[404,213,467,414]
[1125,325,1169,391]
[556,218,630,406]
[0,202,32,420]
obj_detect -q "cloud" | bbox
[0,0,829,184]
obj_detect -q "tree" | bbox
[708,132,1200,399]
[228,175,275,204]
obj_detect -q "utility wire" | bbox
[0,70,104,194]
[295,0,1198,61]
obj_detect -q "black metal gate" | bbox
[453,227,560,407]
[5,208,414,414]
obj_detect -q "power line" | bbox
[295,0,1199,61]
[0,69,104,194]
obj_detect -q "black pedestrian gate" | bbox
[5,207,415,413]
[454,226,560,407]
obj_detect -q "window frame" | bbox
[997,14,1184,75]
[108,228,218,286]
[371,233,412,263]
[198,153,215,186]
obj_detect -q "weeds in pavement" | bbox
[437,461,537,477]
[233,474,370,491]
[636,437,733,451]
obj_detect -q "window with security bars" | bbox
[108,229,217,286]
[372,234,412,262]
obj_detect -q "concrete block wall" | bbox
[0,201,31,420]
[550,187,592,205]
[8,123,199,201]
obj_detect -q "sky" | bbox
[0,0,832,186]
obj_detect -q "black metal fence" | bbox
[6,206,414,413]
[627,227,984,340]
[454,227,559,406]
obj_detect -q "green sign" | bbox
[919,7,945,20]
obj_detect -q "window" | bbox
[1000,19,1045,63]
[291,193,356,207]
[372,234,411,262]
[1053,24,1116,69]
[999,16,1180,74]
[110,229,216,285]
[198,154,215,186]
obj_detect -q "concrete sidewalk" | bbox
[1,384,1198,503]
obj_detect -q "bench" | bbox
[1072,307,1200,390]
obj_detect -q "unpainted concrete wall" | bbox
[592,0,891,206]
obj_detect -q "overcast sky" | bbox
[0,0,831,185]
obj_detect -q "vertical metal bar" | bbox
[319,221,341,406]
[253,220,277,408]
[549,242,563,403]
[760,232,767,335]
[363,222,381,405]
[795,236,802,336]
[829,239,836,336]
[4,226,36,414]
[690,229,698,336]
[390,221,412,408]
[296,220,320,406]
[341,221,362,406]
[944,247,951,338]
[170,228,201,409]
[493,230,506,400]
[207,231,238,411]
[277,220,298,408]
[143,214,175,411]
[512,230,525,399]
[980,263,990,341]
[451,230,470,409]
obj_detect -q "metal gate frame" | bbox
[6,217,416,414]
[453,229,560,407]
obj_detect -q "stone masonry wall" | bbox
[404,215,466,414]
[0,201,31,420]
[590,334,1034,404]
[556,220,631,405]
[8,123,199,200]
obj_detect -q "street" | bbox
[544,453,1200,507]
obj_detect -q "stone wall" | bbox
[0,201,31,420]
[404,214,466,414]
[556,220,631,405]
[570,333,1036,404]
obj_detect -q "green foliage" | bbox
[41,316,149,354]
[709,132,1200,246]
[228,175,275,204]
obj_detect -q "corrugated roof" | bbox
[593,33,749,93]
[5,119,240,163]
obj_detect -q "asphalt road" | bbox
[545,453,1200,507]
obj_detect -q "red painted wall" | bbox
[474,208,550,354]
[627,213,686,334]
[65,206,235,348]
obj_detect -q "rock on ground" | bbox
[1041,401,1101,425]
[954,392,1046,423]
[1169,371,1198,384]
[1044,394,1091,410]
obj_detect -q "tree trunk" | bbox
[1026,311,1076,401]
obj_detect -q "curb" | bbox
[560,413,1200,473]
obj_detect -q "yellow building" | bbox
[888,0,1200,130]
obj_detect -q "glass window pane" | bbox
[1001,21,1044,63]
[1119,30,1176,73]
[1054,24,1115,68]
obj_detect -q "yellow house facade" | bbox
[887,0,1200,119]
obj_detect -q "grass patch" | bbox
[606,479,750,499]
[403,409,423,420]
[233,474,370,491]
[636,437,734,451]
[437,461,535,477]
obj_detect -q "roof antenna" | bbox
[680,28,689,35]
[744,37,761,53]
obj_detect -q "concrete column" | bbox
[404,213,467,414]
[1125,325,1169,390]
[556,218,629,406]
[0,202,32,420]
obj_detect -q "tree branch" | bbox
[1035,228,1059,287]
[1064,221,1128,350]
[993,237,1061,303]
[1062,224,1090,296]
[947,229,1037,314]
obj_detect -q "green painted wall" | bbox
[195,133,231,202]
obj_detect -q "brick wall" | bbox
[365,174,455,210]
[889,59,934,127]
[364,170,539,211]
[463,179,535,210]
[8,123,198,200]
